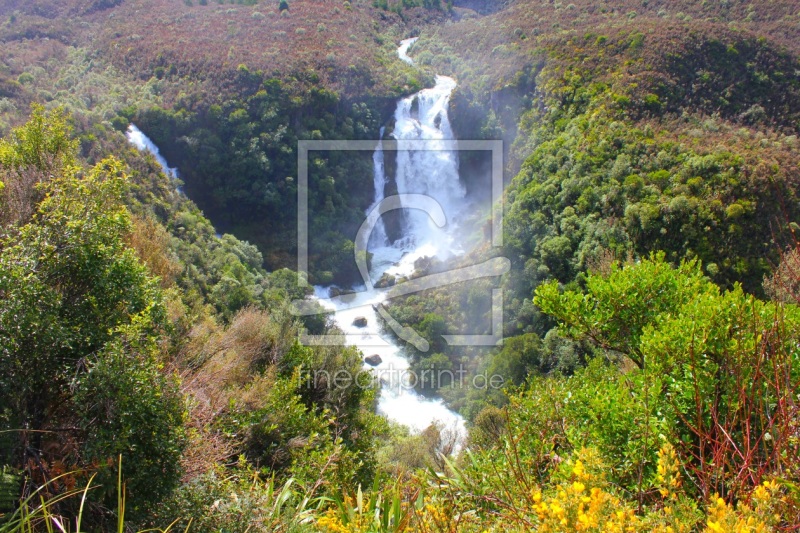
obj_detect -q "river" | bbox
[309,39,467,441]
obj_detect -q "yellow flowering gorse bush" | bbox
[528,458,639,532]
[704,481,781,533]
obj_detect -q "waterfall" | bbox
[368,127,389,249]
[126,126,221,236]
[310,43,467,442]
[389,75,464,264]
[126,124,179,181]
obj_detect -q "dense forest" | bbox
[1,0,800,531]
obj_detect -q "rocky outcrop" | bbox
[375,273,396,288]
[364,354,383,366]
[329,287,355,298]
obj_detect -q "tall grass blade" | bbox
[76,473,97,532]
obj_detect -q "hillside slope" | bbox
[0,0,449,282]
[385,0,800,414]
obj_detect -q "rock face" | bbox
[330,287,356,298]
[364,354,383,366]
[353,316,368,328]
[375,273,396,289]
[414,255,431,270]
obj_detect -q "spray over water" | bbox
[316,45,467,439]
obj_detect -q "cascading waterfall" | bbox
[124,46,469,443]
[368,127,389,250]
[390,75,464,264]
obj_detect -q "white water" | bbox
[123,54,469,442]
[397,37,418,65]
[313,41,467,441]
[126,126,216,234]
[126,124,179,181]
[391,75,464,261]
[368,127,389,249]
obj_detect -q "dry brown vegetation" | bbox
[422,0,800,123]
[0,0,441,107]
[177,308,281,478]
[127,214,182,287]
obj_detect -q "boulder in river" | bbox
[353,316,368,328]
[364,354,383,366]
[413,255,434,274]
[329,287,356,301]
[375,273,396,289]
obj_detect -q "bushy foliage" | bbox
[72,322,186,519]
[361,256,798,531]
[134,91,393,284]
[0,97,390,533]
[152,459,320,533]
[0,111,187,524]
[384,0,800,427]
[0,105,76,227]
[178,304,384,505]
[535,253,713,368]
[0,158,163,433]
[536,255,800,504]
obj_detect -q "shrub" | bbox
[73,323,186,520]
[152,459,316,531]
[536,254,800,506]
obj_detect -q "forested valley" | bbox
[1,0,800,531]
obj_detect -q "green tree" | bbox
[535,253,800,499]
[535,252,714,368]
[418,313,448,353]
[73,321,186,519]
[0,159,165,442]
[0,105,76,227]
[0,110,186,520]
[0,104,75,172]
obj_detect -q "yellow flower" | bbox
[656,442,682,501]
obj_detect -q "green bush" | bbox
[535,253,800,500]
[0,110,186,526]
[73,323,186,520]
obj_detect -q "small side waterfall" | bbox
[126,124,179,180]
[369,127,389,249]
